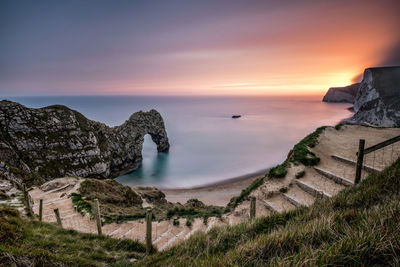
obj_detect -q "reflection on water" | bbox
[9,95,352,188]
[117,135,170,185]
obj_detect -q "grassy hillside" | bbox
[0,206,148,266]
[137,157,400,266]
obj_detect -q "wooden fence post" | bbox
[39,199,43,221]
[355,139,365,184]
[23,185,32,217]
[94,199,102,235]
[250,196,256,220]
[54,208,62,227]
[146,208,152,255]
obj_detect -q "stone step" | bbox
[62,213,81,220]
[160,228,188,251]
[260,199,279,213]
[284,185,315,206]
[153,229,172,245]
[331,154,381,173]
[295,180,331,199]
[261,194,296,213]
[314,167,355,187]
[120,225,135,238]
[282,193,306,207]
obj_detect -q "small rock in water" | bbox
[232,115,241,119]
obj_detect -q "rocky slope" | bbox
[349,66,400,127]
[322,83,360,103]
[0,100,169,185]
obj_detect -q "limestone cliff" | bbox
[322,83,360,103]
[348,67,400,127]
[0,100,169,185]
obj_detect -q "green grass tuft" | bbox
[225,176,265,211]
[295,170,306,179]
[269,126,326,179]
[335,123,344,130]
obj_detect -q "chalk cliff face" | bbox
[349,67,400,127]
[0,100,169,185]
[322,83,360,103]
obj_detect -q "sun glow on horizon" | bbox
[1,0,399,96]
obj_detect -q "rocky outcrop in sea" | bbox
[0,100,169,185]
[322,83,360,103]
[348,66,400,127]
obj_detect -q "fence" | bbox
[355,135,400,184]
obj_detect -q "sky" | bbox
[1,0,400,96]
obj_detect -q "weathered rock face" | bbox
[322,83,360,103]
[0,100,169,185]
[348,67,400,127]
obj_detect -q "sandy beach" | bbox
[160,169,268,206]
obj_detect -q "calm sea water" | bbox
[8,95,351,188]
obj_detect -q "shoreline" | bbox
[159,169,269,206]
[158,168,269,190]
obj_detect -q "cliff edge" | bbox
[0,100,169,185]
[349,66,400,127]
[322,83,360,103]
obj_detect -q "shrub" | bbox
[225,176,265,210]
[269,162,289,178]
[335,123,343,130]
[185,218,193,227]
[295,170,305,179]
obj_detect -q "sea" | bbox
[7,95,352,188]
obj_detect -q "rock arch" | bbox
[0,100,170,182]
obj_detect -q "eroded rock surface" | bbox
[349,67,400,127]
[0,100,169,185]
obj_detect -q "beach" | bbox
[160,169,267,206]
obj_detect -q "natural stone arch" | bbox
[0,101,170,182]
[108,109,170,177]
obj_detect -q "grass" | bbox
[269,126,326,178]
[77,179,224,224]
[268,161,289,178]
[279,187,288,193]
[335,123,344,130]
[75,179,145,224]
[225,176,265,212]
[136,157,400,266]
[166,199,223,223]
[291,126,326,165]
[0,205,149,266]
[70,192,92,216]
[295,170,305,179]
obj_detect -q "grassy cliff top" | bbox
[0,206,148,266]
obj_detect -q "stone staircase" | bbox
[248,149,386,218]
[0,179,25,214]
[28,177,230,251]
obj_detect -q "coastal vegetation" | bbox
[137,157,400,266]
[224,176,265,212]
[72,179,224,224]
[335,123,344,130]
[225,126,326,210]
[269,126,326,178]
[295,170,306,178]
[0,205,148,266]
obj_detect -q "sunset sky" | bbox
[1,0,399,96]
